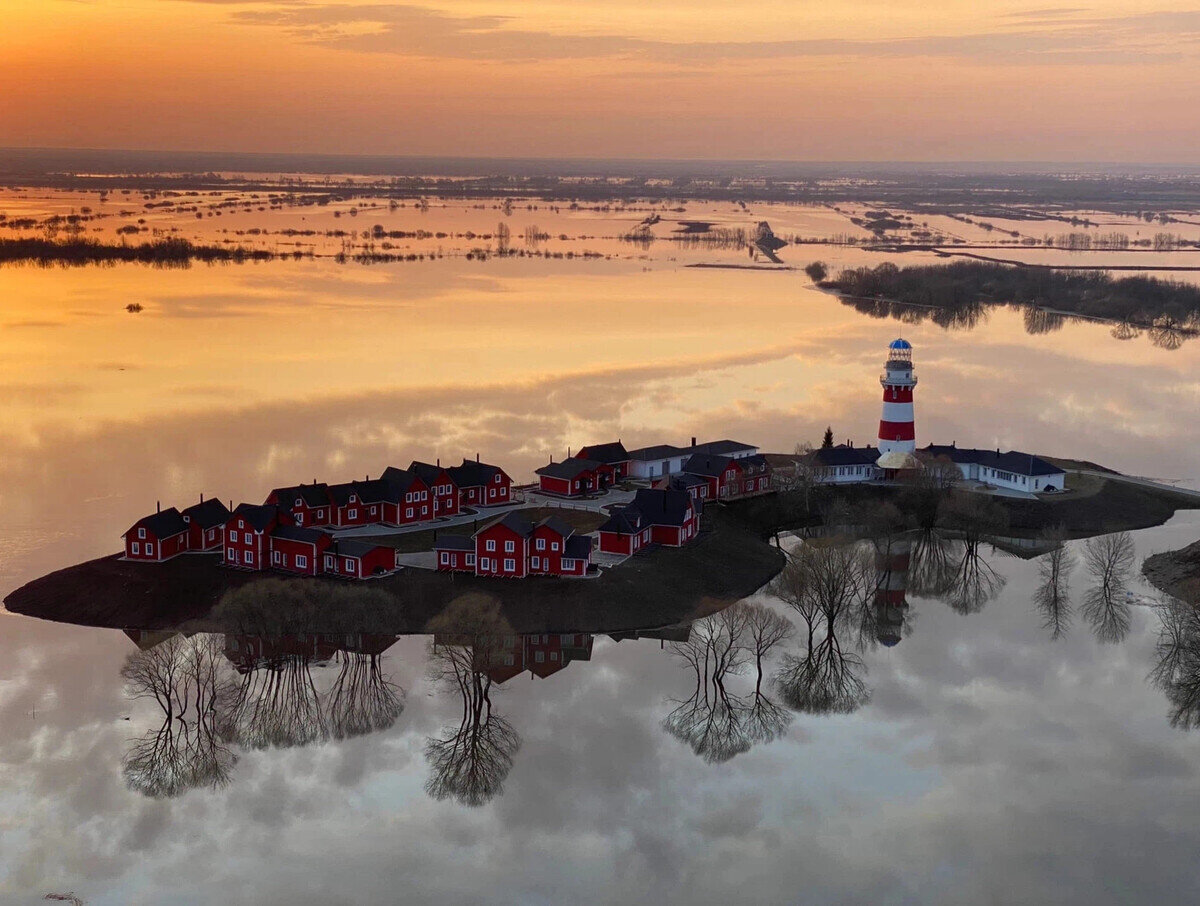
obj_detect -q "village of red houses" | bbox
[122,340,1068,584]
[122,439,774,582]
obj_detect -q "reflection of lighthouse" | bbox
[873,537,912,647]
[878,339,917,455]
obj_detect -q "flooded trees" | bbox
[1151,595,1200,729]
[1033,525,1075,639]
[935,492,1008,614]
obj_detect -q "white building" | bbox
[921,444,1067,493]
[627,438,759,480]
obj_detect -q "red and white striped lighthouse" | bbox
[878,338,917,455]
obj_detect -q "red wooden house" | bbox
[408,460,460,518]
[530,515,590,577]
[733,454,773,496]
[536,457,603,497]
[474,511,534,578]
[486,633,595,683]
[682,453,743,500]
[323,539,398,579]
[181,496,230,551]
[223,503,288,571]
[598,488,699,554]
[269,525,333,576]
[575,442,630,482]
[377,468,433,526]
[447,457,512,507]
[123,506,189,562]
[434,534,476,572]
[264,482,333,527]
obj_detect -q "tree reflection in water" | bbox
[1033,526,1075,639]
[770,543,872,715]
[1081,532,1136,643]
[423,595,521,806]
[1151,595,1200,729]
[935,493,1007,614]
[120,634,237,798]
[663,603,794,762]
[226,646,328,749]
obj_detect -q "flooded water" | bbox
[4,189,1200,903]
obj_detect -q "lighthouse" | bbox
[877,338,917,455]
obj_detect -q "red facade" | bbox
[324,545,397,579]
[223,509,287,571]
[475,522,529,578]
[124,518,188,562]
[270,534,333,576]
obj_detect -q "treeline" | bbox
[827,261,1200,330]
[0,236,274,267]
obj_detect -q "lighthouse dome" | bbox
[888,338,912,350]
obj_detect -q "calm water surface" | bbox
[3,194,1200,903]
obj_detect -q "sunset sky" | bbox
[3,0,1200,161]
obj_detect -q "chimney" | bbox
[691,436,697,448]
[200,492,204,503]
[436,457,440,467]
[476,452,480,463]
[156,500,160,513]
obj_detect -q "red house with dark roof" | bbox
[434,534,476,572]
[323,539,398,579]
[269,525,333,576]
[598,488,699,554]
[408,460,461,517]
[447,458,512,507]
[682,453,744,500]
[224,503,288,571]
[576,442,630,482]
[436,511,591,578]
[181,497,230,552]
[378,467,433,525]
[124,507,190,562]
[264,482,333,527]
[536,457,603,497]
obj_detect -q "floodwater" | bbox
[3,190,1200,904]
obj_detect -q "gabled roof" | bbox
[447,458,506,487]
[326,482,358,507]
[475,510,536,539]
[564,535,592,560]
[576,442,629,465]
[627,443,689,462]
[739,453,771,472]
[631,488,695,527]
[812,445,880,467]
[692,439,757,456]
[181,497,230,529]
[408,461,453,486]
[921,444,1065,477]
[380,466,424,495]
[127,507,188,540]
[536,515,576,539]
[331,539,392,559]
[271,525,330,545]
[328,479,397,507]
[669,473,708,490]
[231,503,281,533]
[536,458,601,480]
[434,534,474,551]
[682,453,737,478]
[599,509,641,535]
[268,483,330,508]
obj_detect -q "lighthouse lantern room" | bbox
[878,338,917,455]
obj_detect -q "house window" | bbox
[486,540,496,551]
[325,555,333,569]
[370,506,377,516]
[349,495,357,503]
[421,506,428,516]
[504,540,514,553]
[227,547,235,561]
[244,552,253,566]
[440,552,450,565]
[296,555,307,569]
[272,550,281,564]
[535,651,545,663]
[504,558,516,571]
[536,538,545,550]
[137,527,146,539]
[207,529,215,541]
[494,475,501,483]
[532,556,540,569]
[499,487,507,497]
[317,510,324,519]
[563,558,575,570]
[131,542,140,555]
[230,531,238,543]
[348,509,358,520]
[466,554,475,566]
[479,557,489,571]
[551,542,559,552]
[297,513,305,525]
[145,542,154,555]
[344,558,354,571]
[550,652,558,661]
[406,507,414,518]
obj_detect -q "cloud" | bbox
[212,3,1200,65]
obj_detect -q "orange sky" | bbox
[2,0,1199,161]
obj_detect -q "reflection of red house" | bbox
[486,633,595,684]
[447,458,512,507]
[598,488,699,554]
[265,483,333,527]
[123,506,189,562]
[181,497,231,552]
[408,460,461,517]
[223,633,398,672]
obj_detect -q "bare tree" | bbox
[326,651,405,740]
[1081,531,1135,643]
[936,492,1008,613]
[1033,525,1075,639]
[1151,595,1200,728]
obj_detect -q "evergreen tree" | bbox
[822,426,834,449]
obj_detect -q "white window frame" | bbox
[440,552,450,565]
[138,528,146,539]
[131,542,140,555]
[296,555,307,569]
[406,507,414,519]
[536,538,545,550]
[348,508,358,520]
[551,542,559,552]
[504,540,514,553]
[486,540,496,551]
[230,530,238,542]
[466,554,476,566]
[244,551,253,566]
[503,558,516,572]
[532,556,540,569]
[563,558,575,570]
